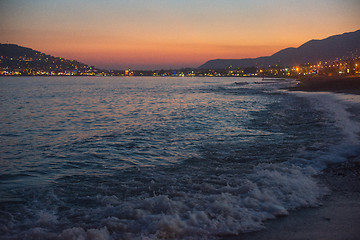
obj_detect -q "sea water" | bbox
[0,76,359,239]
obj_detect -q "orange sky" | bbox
[1,0,359,69]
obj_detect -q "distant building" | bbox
[124,69,134,76]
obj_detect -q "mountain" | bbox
[199,29,360,69]
[0,44,95,75]
[0,44,43,58]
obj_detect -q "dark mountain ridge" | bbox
[0,44,42,58]
[0,44,94,75]
[199,29,360,69]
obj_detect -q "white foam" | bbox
[290,91,360,168]
[293,91,360,142]
[5,174,328,239]
[37,211,58,226]
[42,162,326,240]
[59,227,110,240]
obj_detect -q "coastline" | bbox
[231,76,360,240]
[231,158,360,240]
[287,76,360,94]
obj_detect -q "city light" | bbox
[1,49,360,77]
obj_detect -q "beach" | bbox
[231,158,360,240]
[288,76,360,94]
[234,76,360,240]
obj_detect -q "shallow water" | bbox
[0,76,359,239]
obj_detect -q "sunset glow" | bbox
[1,0,359,69]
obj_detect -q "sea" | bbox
[0,76,360,240]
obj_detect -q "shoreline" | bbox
[230,77,360,240]
[287,76,360,95]
[230,158,360,240]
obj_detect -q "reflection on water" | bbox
[1,77,269,183]
[2,76,357,239]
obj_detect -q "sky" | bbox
[0,0,359,70]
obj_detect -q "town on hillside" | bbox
[1,44,359,78]
[1,55,359,79]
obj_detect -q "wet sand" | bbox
[232,159,360,240]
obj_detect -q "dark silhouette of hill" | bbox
[199,29,360,69]
[0,44,42,58]
[0,44,94,75]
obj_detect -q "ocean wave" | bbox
[1,77,359,239]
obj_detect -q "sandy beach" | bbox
[231,76,360,240]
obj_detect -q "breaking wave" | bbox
[1,77,359,239]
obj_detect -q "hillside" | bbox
[199,29,360,69]
[0,44,95,75]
